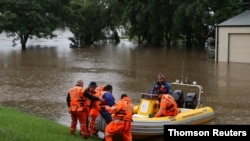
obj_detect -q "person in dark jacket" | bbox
[99,84,115,124]
[150,73,172,94]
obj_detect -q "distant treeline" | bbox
[0,0,248,50]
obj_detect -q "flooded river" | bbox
[0,30,250,140]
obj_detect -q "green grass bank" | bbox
[0,106,102,141]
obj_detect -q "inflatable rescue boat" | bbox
[95,82,215,139]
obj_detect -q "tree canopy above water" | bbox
[0,0,248,50]
[0,0,70,50]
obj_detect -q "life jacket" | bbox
[156,94,178,116]
[94,85,105,97]
[68,86,86,112]
[112,97,134,121]
[98,90,115,112]
[91,85,105,111]
[99,90,111,105]
[154,82,168,94]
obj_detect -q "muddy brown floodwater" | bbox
[1,30,250,141]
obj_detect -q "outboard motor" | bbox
[171,90,184,108]
[184,92,197,109]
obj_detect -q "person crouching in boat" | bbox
[102,94,134,141]
[151,92,178,118]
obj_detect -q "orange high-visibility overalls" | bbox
[155,94,178,117]
[105,96,134,141]
[89,85,104,134]
[68,86,89,138]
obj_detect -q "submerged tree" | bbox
[0,0,70,50]
[66,0,110,47]
[66,0,126,48]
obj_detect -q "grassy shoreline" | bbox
[0,105,102,141]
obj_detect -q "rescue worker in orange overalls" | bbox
[88,84,105,135]
[103,94,134,141]
[66,80,101,139]
[153,93,178,117]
